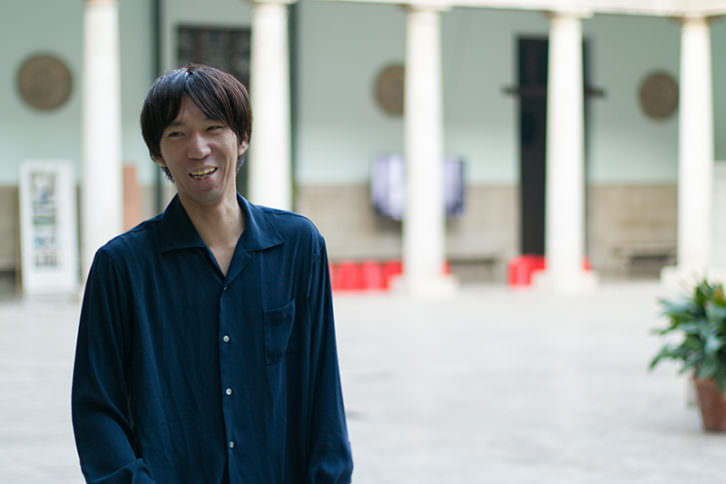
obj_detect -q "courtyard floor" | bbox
[1,281,724,483]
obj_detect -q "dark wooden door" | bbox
[518,37,548,256]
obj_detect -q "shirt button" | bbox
[223,285,228,291]
[229,441,235,449]
[225,387,232,396]
[223,335,230,343]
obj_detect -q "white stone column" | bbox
[399,3,455,297]
[248,0,293,210]
[82,0,122,279]
[535,11,596,292]
[677,16,713,275]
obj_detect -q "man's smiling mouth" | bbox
[189,167,217,179]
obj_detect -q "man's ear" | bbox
[151,153,167,168]
[238,140,249,157]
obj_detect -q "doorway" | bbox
[518,37,548,256]
[516,37,594,256]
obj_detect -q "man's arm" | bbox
[72,249,156,484]
[305,239,354,484]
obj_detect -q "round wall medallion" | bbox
[638,71,678,120]
[17,54,73,111]
[374,64,405,117]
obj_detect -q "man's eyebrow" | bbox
[165,117,222,128]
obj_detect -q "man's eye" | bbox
[208,125,224,131]
[166,131,183,138]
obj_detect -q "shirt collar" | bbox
[158,194,284,254]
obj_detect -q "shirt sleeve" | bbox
[305,239,354,484]
[71,248,156,484]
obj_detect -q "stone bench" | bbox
[612,243,676,277]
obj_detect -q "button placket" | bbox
[219,282,236,458]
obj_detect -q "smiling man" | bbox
[71,65,353,484]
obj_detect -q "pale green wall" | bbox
[297,5,684,184]
[0,0,83,185]
[712,18,726,162]
[0,0,155,184]
[442,8,548,184]
[296,1,406,184]
[120,0,155,184]
[1,1,722,188]
[585,14,680,183]
[0,0,252,187]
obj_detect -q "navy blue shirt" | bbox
[72,195,353,484]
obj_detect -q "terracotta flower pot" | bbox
[693,378,726,431]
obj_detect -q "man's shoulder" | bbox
[97,213,163,259]
[253,204,324,245]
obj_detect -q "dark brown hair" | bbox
[140,64,252,179]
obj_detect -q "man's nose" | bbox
[187,133,211,158]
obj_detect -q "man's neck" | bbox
[178,193,245,250]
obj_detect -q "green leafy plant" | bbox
[649,279,726,394]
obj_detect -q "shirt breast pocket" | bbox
[263,299,296,366]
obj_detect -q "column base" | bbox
[660,265,726,293]
[391,273,458,298]
[531,269,598,293]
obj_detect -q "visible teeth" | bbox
[190,167,216,177]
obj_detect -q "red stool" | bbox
[442,260,452,275]
[360,261,385,291]
[508,256,532,287]
[336,261,363,292]
[508,255,591,287]
[528,255,546,282]
[529,255,546,272]
[382,260,403,290]
[328,263,339,291]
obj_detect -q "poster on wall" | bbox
[19,160,78,295]
[371,155,466,221]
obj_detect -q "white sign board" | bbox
[19,161,79,295]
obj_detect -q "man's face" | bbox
[153,95,247,209]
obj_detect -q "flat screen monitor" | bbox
[371,155,465,220]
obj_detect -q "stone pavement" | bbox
[1,282,724,483]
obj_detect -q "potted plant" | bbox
[649,279,726,431]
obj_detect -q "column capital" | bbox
[674,14,720,25]
[403,1,451,13]
[544,9,592,20]
[247,0,297,5]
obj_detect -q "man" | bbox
[71,64,353,484]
